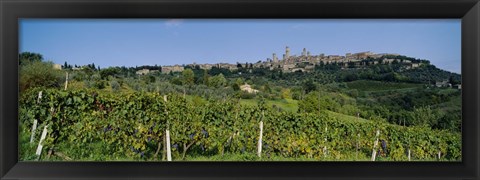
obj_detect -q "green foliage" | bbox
[182,69,195,86]
[302,79,317,94]
[19,52,43,65]
[409,106,441,127]
[84,74,106,89]
[281,88,292,99]
[170,77,183,86]
[19,61,64,92]
[110,80,121,92]
[202,70,209,85]
[19,88,461,161]
[208,73,227,88]
[18,52,462,161]
[346,80,422,92]
[99,67,120,80]
[235,77,244,86]
[298,91,325,113]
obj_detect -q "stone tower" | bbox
[302,48,307,56]
[285,46,290,60]
[273,53,278,63]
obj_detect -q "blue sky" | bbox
[19,19,461,73]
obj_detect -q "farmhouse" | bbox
[435,80,451,88]
[136,69,150,75]
[240,83,259,94]
[53,64,62,70]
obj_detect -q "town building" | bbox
[161,65,184,74]
[155,46,425,74]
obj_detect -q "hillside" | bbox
[18,52,462,161]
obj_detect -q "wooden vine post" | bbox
[164,95,172,161]
[30,119,38,143]
[371,130,380,161]
[257,111,264,158]
[32,91,43,143]
[64,72,69,90]
[35,125,49,160]
[408,149,411,161]
[356,133,360,160]
[226,102,240,154]
[37,91,42,104]
[323,126,328,157]
[407,128,411,161]
[166,129,172,161]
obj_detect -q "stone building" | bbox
[282,64,296,72]
[215,63,238,71]
[240,83,259,93]
[199,64,214,70]
[411,63,420,69]
[435,80,451,87]
[352,51,375,59]
[161,65,184,74]
[136,69,150,75]
[53,64,62,70]
[290,68,306,72]
[383,58,395,64]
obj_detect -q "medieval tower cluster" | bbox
[136,46,422,75]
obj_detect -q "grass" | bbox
[184,152,373,161]
[19,123,39,161]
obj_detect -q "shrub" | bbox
[111,80,121,92]
[19,61,63,92]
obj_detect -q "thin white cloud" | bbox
[291,24,303,29]
[165,19,184,28]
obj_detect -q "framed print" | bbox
[1,0,479,179]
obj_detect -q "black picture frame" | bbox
[1,0,479,179]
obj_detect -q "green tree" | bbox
[110,80,121,92]
[209,73,227,88]
[19,61,63,92]
[410,106,440,127]
[302,79,317,94]
[232,83,240,91]
[235,77,244,86]
[298,91,323,113]
[231,78,244,91]
[298,91,340,113]
[99,67,120,80]
[182,69,195,86]
[202,70,209,85]
[19,52,43,65]
[171,77,183,86]
[281,88,292,99]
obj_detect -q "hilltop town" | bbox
[133,46,424,75]
[51,45,462,91]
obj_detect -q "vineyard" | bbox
[19,88,461,161]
